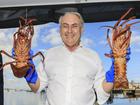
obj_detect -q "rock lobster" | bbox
[0,17,44,78]
[104,8,140,89]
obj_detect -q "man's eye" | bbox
[73,24,80,28]
[62,25,68,28]
[74,25,78,28]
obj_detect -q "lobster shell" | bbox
[11,64,30,78]
[0,17,44,78]
[104,8,140,89]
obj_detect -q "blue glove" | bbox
[105,47,131,83]
[24,58,38,84]
[126,47,131,62]
[12,48,15,57]
[11,48,38,84]
[105,62,115,83]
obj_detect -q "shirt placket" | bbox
[65,52,73,105]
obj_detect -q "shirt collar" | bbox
[62,44,83,53]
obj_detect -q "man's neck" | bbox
[65,44,80,52]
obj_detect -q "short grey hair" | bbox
[59,12,84,27]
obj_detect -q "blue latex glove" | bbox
[25,59,38,84]
[106,62,115,83]
[126,47,131,62]
[12,48,38,84]
[105,47,131,83]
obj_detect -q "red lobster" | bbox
[0,17,44,78]
[104,8,140,89]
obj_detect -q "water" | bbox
[105,98,140,105]
[4,90,140,105]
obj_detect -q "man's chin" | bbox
[65,43,79,49]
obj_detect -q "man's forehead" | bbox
[62,15,80,24]
[62,22,80,25]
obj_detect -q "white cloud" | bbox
[131,34,140,45]
[99,40,108,45]
[31,26,39,48]
[32,23,55,48]
[130,30,140,43]
[0,29,14,51]
[0,29,15,70]
[81,38,94,48]
[42,27,62,46]
[133,49,140,53]
[130,31,140,53]
[27,24,45,48]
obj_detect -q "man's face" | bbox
[60,13,83,48]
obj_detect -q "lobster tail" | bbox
[114,57,129,89]
[11,64,30,78]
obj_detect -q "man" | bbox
[20,12,115,105]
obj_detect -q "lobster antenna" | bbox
[26,8,28,24]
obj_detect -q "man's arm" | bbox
[23,57,41,93]
[102,80,114,93]
[103,63,114,93]
[28,78,40,93]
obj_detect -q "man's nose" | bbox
[68,26,72,33]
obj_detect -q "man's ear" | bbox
[59,25,61,34]
[81,27,84,34]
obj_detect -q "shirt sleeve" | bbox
[94,56,110,105]
[36,60,48,93]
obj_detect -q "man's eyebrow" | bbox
[62,23,68,25]
[62,23,80,25]
[72,23,79,25]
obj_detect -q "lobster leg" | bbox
[121,31,131,50]
[114,8,134,28]
[0,61,17,70]
[113,25,130,41]
[0,50,15,59]
[120,16,136,27]
[30,52,45,62]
